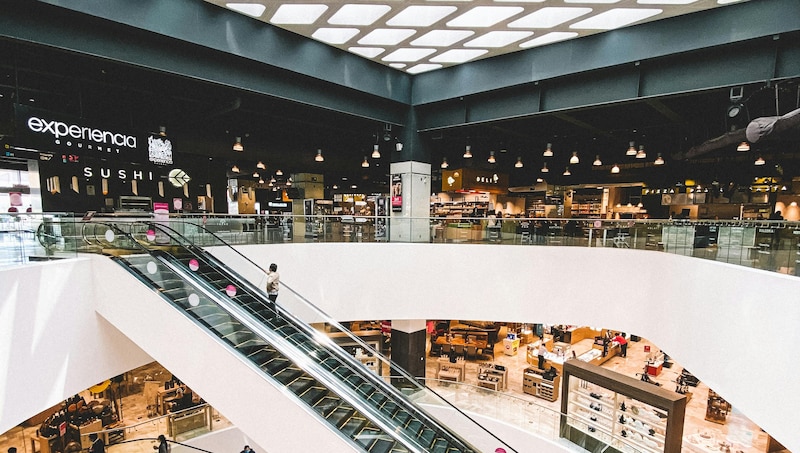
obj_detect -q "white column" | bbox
[389,161,431,243]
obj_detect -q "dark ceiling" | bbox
[2,38,800,194]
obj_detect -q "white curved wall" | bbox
[232,243,800,452]
[2,244,798,452]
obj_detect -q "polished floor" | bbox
[0,331,772,453]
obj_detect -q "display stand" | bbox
[523,367,561,402]
[560,360,687,453]
[436,357,466,382]
[704,389,731,424]
[477,363,508,391]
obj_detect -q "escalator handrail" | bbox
[130,220,513,451]
[138,250,429,453]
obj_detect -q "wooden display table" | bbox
[436,358,466,382]
[523,367,561,401]
[477,363,508,390]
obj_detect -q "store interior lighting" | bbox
[626,141,637,156]
[755,156,765,166]
[543,143,553,157]
[233,136,244,152]
[563,167,571,176]
[362,156,370,167]
[488,150,496,164]
[635,145,647,159]
[231,164,240,173]
[611,164,620,174]
[541,162,549,173]
[441,157,449,169]
[593,155,602,166]
[315,149,324,162]
[256,161,266,169]
[654,153,665,165]
[463,144,472,158]
[569,152,579,164]
[737,141,750,152]
[514,157,523,168]
[275,169,283,176]
[372,144,381,159]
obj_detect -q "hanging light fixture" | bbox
[569,151,579,164]
[233,136,244,152]
[541,162,549,173]
[654,153,665,165]
[256,161,266,169]
[611,164,620,174]
[372,144,381,159]
[593,155,602,166]
[258,178,265,184]
[515,157,523,168]
[441,157,449,169]
[755,156,765,166]
[563,167,571,176]
[626,141,637,156]
[231,164,240,173]
[635,145,647,159]
[362,156,370,168]
[395,142,403,152]
[158,126,167,137]
[270,176,276,184]
[543,143,553,157]
[463,145,473,158]
[536,177,543,183]
[315,149,324,162]
[488,150,496,164]
[252,171,259,178]
[275,169,283,176]
[737,141,750,152]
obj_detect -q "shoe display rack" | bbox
[560,360,687,453]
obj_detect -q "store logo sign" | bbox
[27,116,138,151]
[148,136,173,165]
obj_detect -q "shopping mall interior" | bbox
[1,1,800,453]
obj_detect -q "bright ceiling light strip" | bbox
[430,49,488,63]
[407,64,443,74]
[382,48,437,62]
[446,6,524,28]
[570,8,663,30]
[411,30,474,47]
[464,31,533,48]
[520,32,579,48]
[508,7,593,28]
[226,3,266,18]
[358,29,417,45]
[348,47,385,58]
[313,28,360,45]
[269,4,328,24]
[328,4,391,26]
[387,6,457,27]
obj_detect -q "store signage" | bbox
[13,104,150,161]
[148,135,173,165]
[391,174,402,212]
[267,202,289,208]
[82,166,156,181]
[442,168,508,194]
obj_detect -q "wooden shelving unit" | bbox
[523,367,561,402]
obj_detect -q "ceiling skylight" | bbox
[269,4,327,24]
[464,31,533,48]
[313,28,360,45]
[570,8,663,29]
[358,29,417,46]
[508,7,593,28]
[387,6,457,27]
[446,6,524,27]
[226,3,266,17]
[328,4,391,26]
[411,30,475,47]
[206,0,747,73]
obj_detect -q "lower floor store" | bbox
[0,323,777,453]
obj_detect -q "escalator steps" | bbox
[273,367,303,385]
[379,401,400,418]
[340,415,368,437]
[327,407,356,428]
[287,376,315,394]
[355,383,377,398]
[417,428,436,447]
[262,357,291,374]
[298,386,327,406]
[362,437,396,453]
[313,395,341,417]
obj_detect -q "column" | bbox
[390,107,431,242]
[390,319,427,382]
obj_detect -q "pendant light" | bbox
[593,155,602,166]
[514,157,523,168]
[755,156,765,166]
[635,145,647,159]
[488,150,496,164]
[252,171,259,178]
[541,162,549,173]
[611,164,620,174]
[463,145,473,158]
[395,142,403,152]
[543,143,553,157]
[257,161,266,169]
[233,136,244,152]
[626,141,637,156]
[569,152,579,164]
[563,167,571,176]
[315,149,324,162]
[737,141,750,152]
[158,126,167,137]
[275,169,283,176]
[231,164,240,173]
[441,157,449,169]
[654,153,665,165]
[362,156,370,168]
[371,144,381,159]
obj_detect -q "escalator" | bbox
[82,221,504,453]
